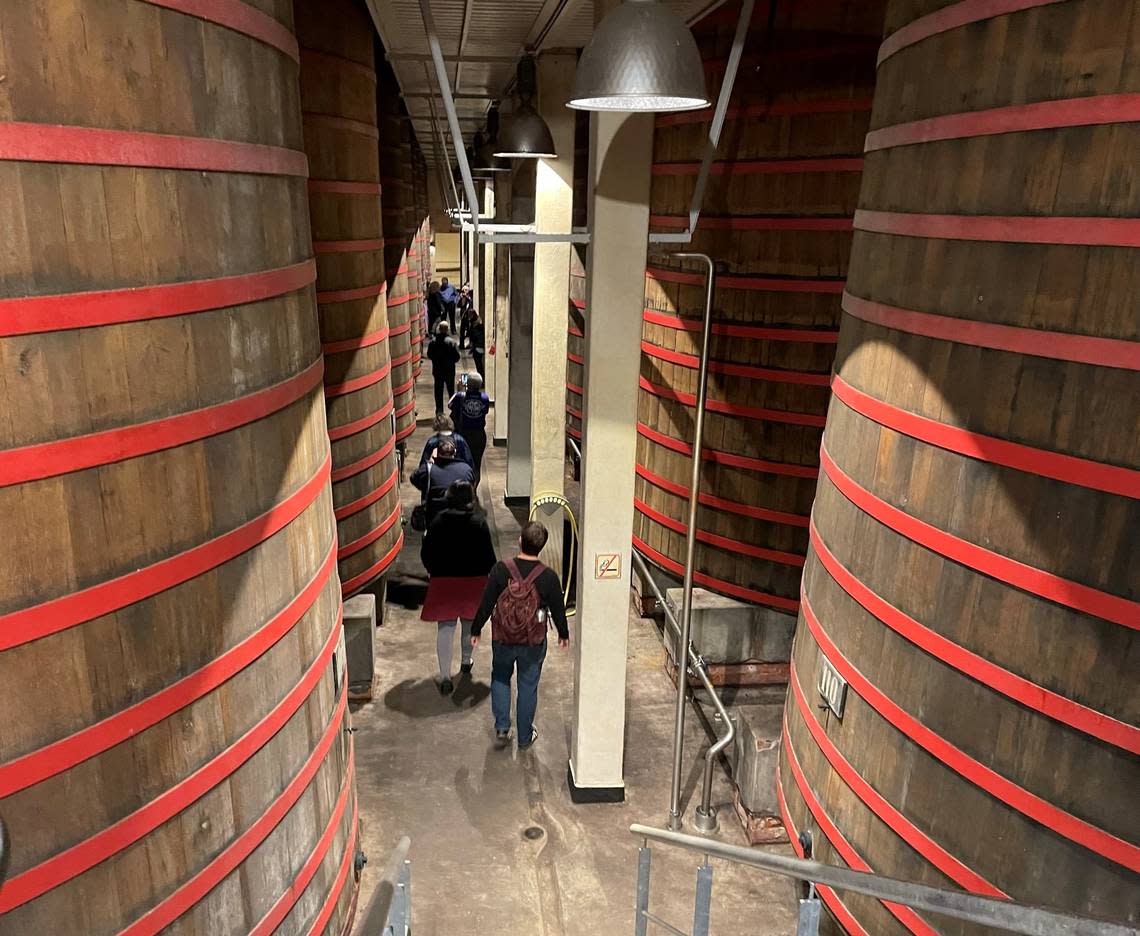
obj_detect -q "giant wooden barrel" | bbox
[409,149,430,380]
[298,0,403,598]
[779,1,1139,932]
[377,69,417,446]
[566,246,587,442]
[0,2,357,933]
[636,0,883,615]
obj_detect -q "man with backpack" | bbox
[470,522,568,750]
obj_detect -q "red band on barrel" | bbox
[788,660,1007,896]
[657,97,873,128]
[653,156,864,176]
[0,121,308,175]
[322,325,390,355]
[781,714,941,935]
[809,522,1140,753]
[820,445,1139,630]
[331,434,397,483]
[389,321,413,338]
[778,779,870,936]
[338,503,402,560]
[341,532,405,596]
[878,0,1063,65]
[801,591,1140,872]
[386,292,417,307]
[646,266,844,295]
[313,238,385,254]
[0,607,345,913]
[566,381,583,396]
[250,756,356,936]
[317,283,386,305]
[568,325,585,338]
[651,214,853,232]
[634,498,805,567]
[395,421,418,442]
[640,376,827,427]
[633,536,799,612]
[302,112,379,139]
[854,209,1140,248]
[138,0,299,61]
[118,695,350,936]
[303,805,360,936]
[0,356,323,487]
[565,403,583,421]
[334,466,399,522]
[0,455,330,652]
[0,260,315,338]
[328,398,395,444]
[568,426,582,440]
[636,463,809,528]
[831,374,1140,500]
[308,179,381,195]
[864,93,1140,152]
[638,422,819,479]
[643,309,839,344]
[0,543,336,798]
[568,351,585,366]
[642,341,831,386]
[842,292,1140,370]
[324,360,392,398]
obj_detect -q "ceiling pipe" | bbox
[417,0,480,239]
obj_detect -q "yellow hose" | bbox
[528,492,579,616]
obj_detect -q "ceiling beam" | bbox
[403,91,495,99]
[387,53,517,63]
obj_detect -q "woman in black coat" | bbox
[420,481,497,695]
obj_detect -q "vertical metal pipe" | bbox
[634,846,652,936]
[666,252,716,831]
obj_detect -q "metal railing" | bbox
[631,551,734,834]
[352,836,412,936]
[630,824,1133,936]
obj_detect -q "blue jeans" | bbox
[491,640,547,743]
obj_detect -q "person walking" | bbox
[426,280,445,332]
[421,481,497,695]
[426,321,460,415]
[448,373,490,485]
[471,522,568,750]
[439,277,458,332]
[466,311,487,380]
[410,438,475,528]
[417,414,473,470]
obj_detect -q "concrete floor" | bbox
[349,357,797,935]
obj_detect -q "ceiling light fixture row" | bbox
[483,0,708,161]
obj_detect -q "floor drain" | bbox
[523,825,545,841]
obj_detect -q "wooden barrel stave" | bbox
[298,0,402,597]
[0,1,356,932]
[781,1,1139,931]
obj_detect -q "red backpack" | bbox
[491,560,547,645]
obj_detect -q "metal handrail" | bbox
[352,836,411,936]
[629,824,1134,936]
[631,550,734,834]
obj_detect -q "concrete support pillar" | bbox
[505,162,536,501]
[492,175,512,442]
[529,52,576,568]
[482,184,496,402]
[569,106,654,800]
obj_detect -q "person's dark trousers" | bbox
[433,373,455,414]
[463,426,487,486]
[472,350,485,380]
[491,640,547,744]
[445,302,457,333]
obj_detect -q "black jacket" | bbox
[471,558,569,641]
[427,335,460,378]
[410,457,476,524]
[421,506,497,577]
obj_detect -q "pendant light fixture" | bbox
[494,56,557,159]
[567,0,709,112]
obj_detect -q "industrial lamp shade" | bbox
[567,0,709,112]
[473,130,510,173]
[493,101,557,159]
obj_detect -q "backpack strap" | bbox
[504,558,522,582]
[521,562,545,587]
